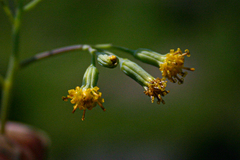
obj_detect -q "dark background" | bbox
[0,0,239,159]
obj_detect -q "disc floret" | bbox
[62,86,105,121]
[160,48,195,84]
[144,78,169,104]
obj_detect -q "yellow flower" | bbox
[62,86,105,121]
[144,78,169,104]
[160,48,195,84]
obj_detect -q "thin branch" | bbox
[94,44,135,55]
[0,0,24,135]
[20,45,84,68]
[0,0,14,23]
[23,0,41,12]
[93,44,112,49]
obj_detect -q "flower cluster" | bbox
[62,45,194,120]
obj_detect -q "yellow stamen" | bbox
[62,86,105,120]
[159,48,195,84]
[144,78,169,104]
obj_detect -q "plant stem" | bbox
[0,1,22,135]
[94,44,135,55]
[20,45,84,68]
[91,52,96,66]
[0,0,14,23]
[111,45,135,54]
[24,0,41,12]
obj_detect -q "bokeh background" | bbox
[0,0,239,159]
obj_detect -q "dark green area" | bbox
[0,0,239,159]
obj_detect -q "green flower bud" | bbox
[82,64,99,88]
[97,53,118,68]
[133,48,166,67]
[110,46,165,67]
[120,58,154,87]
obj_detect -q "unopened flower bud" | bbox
[133,48,165,67]
[120,58,153,86]
[97,54,118,68]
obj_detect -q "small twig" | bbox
[94,44,135,55]
[0,0,14,23]
[20,45,84,68]
[24,0,41,12]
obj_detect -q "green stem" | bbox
[95,44,135,55]
[93,44,112,49]
[0,56,18,134]
[0,1,22,135]
[24,0,41,12]
[91,52,96,66]
[0,0,14,23]
[111,45,135,54]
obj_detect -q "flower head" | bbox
[144,78,169,104]
[62,86,105,121]
[159,48,195,84]
[120,58,169,104]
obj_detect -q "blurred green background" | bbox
[1,0,239,159]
